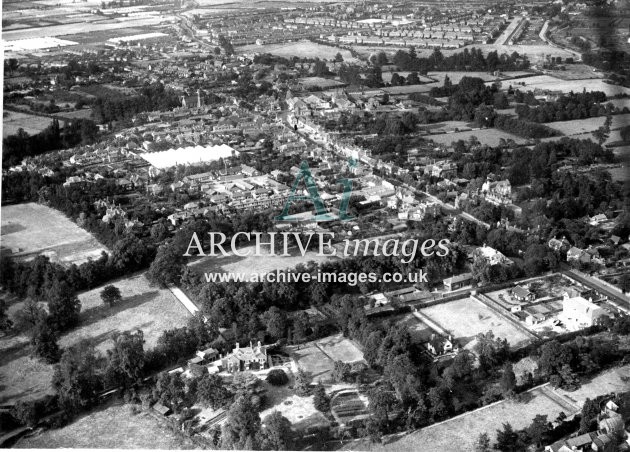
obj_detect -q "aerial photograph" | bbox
[1,0,630,450]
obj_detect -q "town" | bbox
[1,0,630,451]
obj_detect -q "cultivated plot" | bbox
[419,297,535,349]
[427,128,527,148]
[238,40,358,63]
[1,203,108,266]
[3,111,53,137]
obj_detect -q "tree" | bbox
[495,422,520,452]
[313,383,330,412]
[30,319,61,364]
[334,52,344,63]
[527,414,550,447]
[197,373,233,409]
[332,360,352,383]
[579,398,600,433]
[100,285,122,307]
[260,411,294,450]
[12,300,46,332]
[104,330,145,389]
[153,372,186,412]
[475,432,492,452]
[53,340,102,414]
[220,395,261,450]
[294,368,310,396]
[500,363,517,398]
[262,306,287,340]
[0,299,12,334]
[46,281,81,333]
[266,369,289,386]
[147,243,184,287]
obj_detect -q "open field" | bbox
[427,128,527,148]
[15,402,198,449]
[189,244,338,280]
[381,313,434,343]
[419,297,535,349]
[556,364,630,408]
[370,385,578,452]
[0,273,190,404]
[546,113,630,136]
[498,74,630,96]
[3,111,53,137]
[290,334,364,383]
[1,203,108,266]
[238,40,358,62]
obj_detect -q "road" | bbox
[538,20,582,60]
[562,265,630,314]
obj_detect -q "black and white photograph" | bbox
[1,0,630,450]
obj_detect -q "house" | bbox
[511,285,535,302]
[589,213,608,226]
[481,179,511,205]
[222,341,268,372]
[560,296,609,331]
[545,432,597,452]
[548,237,571,253]
[443,272,473,291]
[567,246,592,264]
[152,403,172,416]
[474,245,513,266]
[426,334,457,356]
[591,434,614,452]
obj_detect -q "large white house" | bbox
[560,296,608,331]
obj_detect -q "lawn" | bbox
[546,113,630,136]
[260,378,329,431]
[0,273,190,405]
[427,128,527,148]
[1,203,108,266]
[239,40,358,63]
[188,243,338,281]
[3,111,53,137]
[556,364,630,408]
[15,402,198,449]
[419,297,535,350]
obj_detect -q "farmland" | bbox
[419,297,535,350]
[1,203,108,266]
[427,128,527,148]
[0,273,190,404]
[15,402,198,449]
[545,113,630,136]
[3,111,53,137]
[498,74,630,96]
[239,40,358,62]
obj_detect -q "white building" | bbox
[560,296,608,331]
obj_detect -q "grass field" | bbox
[372,385,578,452]
[546,113,630,136]
[239,40,358,62]
[290,334,364,383]
[15,402,198,449]
[0,273,190,405]
[419,298,535,350]
[500,74,630,96]
[1,203,108,266]
[3,111,53,137]
[189,244,338,280]
[427,128,527,148]
[556,364,630,408]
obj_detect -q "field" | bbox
[498,74,630,96]
[238,40,358,63]
[372,385,578,452]
[427,128,527,148]
[1,203,108,266]
[381,313,434,343]
[0,273,190,404]
[419,297,535,349]
[189,243,338,280]
[556,364,630,408]
[546,113,630,136]
[3,111,53,137]
[290,334,365,383]
[15,402,198,449]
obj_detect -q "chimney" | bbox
[235,342,239,350]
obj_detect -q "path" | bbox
[167,285,200,315]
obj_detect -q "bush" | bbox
[266,369,289,386]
